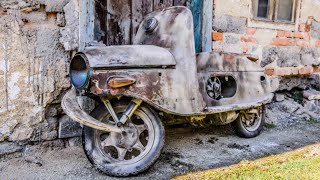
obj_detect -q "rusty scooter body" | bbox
[62,6,273,176]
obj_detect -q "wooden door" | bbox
[93,0,212,52]
[94,0,188,46]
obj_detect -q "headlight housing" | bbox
[70,53,91,89]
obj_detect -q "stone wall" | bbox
[0,0,79,149]
[212,0,320,126]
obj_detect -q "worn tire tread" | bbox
[231,106,265,138]
[82,103,165,177]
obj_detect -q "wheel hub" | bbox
[240,108,262,131]
[116,122,139,150]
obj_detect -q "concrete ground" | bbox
[0,122,320,180]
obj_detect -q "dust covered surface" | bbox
[0,122,320,180]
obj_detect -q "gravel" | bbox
[1,122,320,180]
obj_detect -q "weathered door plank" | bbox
[190,0,203,53]
[153,0,174,10]
[201,0,213,52]
[106,0,132,45]
[80,0,95,51]
[173,0,187,6]
[94,0,108,44]
[132,0,153,43]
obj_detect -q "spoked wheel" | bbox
[231,106,265,138]
[83,102,165,177]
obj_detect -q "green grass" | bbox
[174,144,320,180]
[264,123,277,129]
[307,119,319,124]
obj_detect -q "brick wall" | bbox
[212,0,320,126]
[212,20,320,78]
[212,23,319,54]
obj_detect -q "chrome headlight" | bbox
[70,53,91,89]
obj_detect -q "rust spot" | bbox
[47,12,57,18]
[223,54,235,63]
[91,71,162,102]
[0,7,7,15]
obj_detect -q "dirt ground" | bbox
[0,122,320,180]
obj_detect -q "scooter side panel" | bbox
[196,52,273,107]
[90,68,204,115]
[198,71,272,107]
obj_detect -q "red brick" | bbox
[265,67,314,77]
[296,39,310,47]
[264,68,275,76]
[299,24,311,32]
[274,68,287,76]
[313,66,320,73]
[294,32,304,39]
[284,31,294,38]
[0,10,7,16]
[240,36,257,43]
[316,40,320,48]
[290,39,296,46]
[246,28,257,35]
[277,31,285,37]
[303,33,310,40]
[242,46,249,53]
[299,66,313,75]
[305,25,311,32]
[212,32,223,41]
[299,24,306,32]
[272,38,290,46]
[277,67,301,76]
[290,67,299,76]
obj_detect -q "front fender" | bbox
[61,88,122,133]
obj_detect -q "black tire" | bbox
[82,102,165,177]
[231,106,265,138]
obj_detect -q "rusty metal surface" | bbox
[88,7,206,115]
[61,88,122,133]
[196,52,264,72]
[196,52,273,107]
[83,45,176,68]
[90,69,196,115]
[85,7,273,116]
[204,93,273,113]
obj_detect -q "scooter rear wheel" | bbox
[231,106,265,138]
[82,102,165,177]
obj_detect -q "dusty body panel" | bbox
[63,6,273,125]
[197,52,272,107]
[84,6,273,116]
[84,45,176,68]
[88,7,207,115]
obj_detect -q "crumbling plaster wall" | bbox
[212,0,320,126]
[0,0,78,144]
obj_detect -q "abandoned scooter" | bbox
[62,6,273,176]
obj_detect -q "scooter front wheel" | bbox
[231,106,265,138]
[82,102,165,177]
